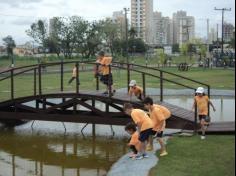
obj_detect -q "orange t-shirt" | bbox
[131,109,153,132]
[129,86,143,97]
[153,104,171,119]
[129,131,141,151]
[194,95,209,115]
[149,106,166,131]
[99,57,112,75]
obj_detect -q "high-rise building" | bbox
[209,28,217,44]
[223,22,235,42]
[172,11,195,45]
[131,0,154,44]
[153,12,172,45]
[112,11,126,40]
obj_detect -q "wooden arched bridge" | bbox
[0,61,234,134]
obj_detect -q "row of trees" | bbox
[26,16,146,59]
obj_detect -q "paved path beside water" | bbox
[107,141,161,176]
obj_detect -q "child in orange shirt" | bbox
[124,103,153,160]
[68,64,80,85]
[125,122,141,158]
[143,97,170,157]
[96,51,115,95]
[192,87,216,139]
[129,80,144,100]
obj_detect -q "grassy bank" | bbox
[149,135,235,176]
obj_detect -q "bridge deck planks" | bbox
[0,91,234,133]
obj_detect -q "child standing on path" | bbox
[68,64,80,85]
[124,103,153,160]
[143,97,170,157]
[125,122,141,159]
[129,80,144,100]
[192,87,216,140]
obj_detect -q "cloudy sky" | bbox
[0,0,235,45]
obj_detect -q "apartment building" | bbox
[223,22,235,42]
[153,12,172,45]
[172,11,195,45]
[131,0,154,44]
[112,11,126,40]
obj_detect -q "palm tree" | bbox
[129,27,137,39]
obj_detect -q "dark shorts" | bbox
[151,130,163,138]
[199,115,207,121]
[199,115,211,123]
[139,128,153,142]
[100,74,113,86]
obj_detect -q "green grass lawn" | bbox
[149,135,235,176]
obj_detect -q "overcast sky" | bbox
[0,0,235,45]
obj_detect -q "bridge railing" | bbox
[0,60,211,130]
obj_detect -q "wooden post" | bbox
[127,64,130,93]
[34,68,37,96]
[142,73,146,98]
[194,104,198,134]
[76,62,79,94]
[108,65,112,97]
[38,65,42,96]
[96,63,99,91]
[10,69,14,100]
[208,85,211,116]
[160,71,163,101]
[60,61,64,92]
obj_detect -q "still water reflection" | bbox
[0,123,128,176]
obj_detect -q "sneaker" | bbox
[128,153,137,158]
[146,145,153,151]
[201,135,206,140]
[143,153,149,158]
[135,155,144,160]
[160,151,168,157]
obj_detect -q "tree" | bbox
[129,27,137,39]
[2,35,16,58]
[128,38,146,53]
[47,17,62,57]
[26,20,48,55]
[172,44,180,53]
[79,21,103,58]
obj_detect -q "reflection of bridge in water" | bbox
[0,61,234,133]
[0,130,126,176]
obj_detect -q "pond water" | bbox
[0,96,234,176]
[161,96,235,122]
[0,123,128,176]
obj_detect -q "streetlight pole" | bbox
[124,7,130,64]
[214,7,231,56]
[124,7,130,93]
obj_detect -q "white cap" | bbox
[129,80,137,87]
[196,87,204,94]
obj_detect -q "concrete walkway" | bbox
[107,141,162,176]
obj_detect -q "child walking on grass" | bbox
[192,87,216,140]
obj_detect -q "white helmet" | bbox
[129,80,137,87]
[196,87,204,94]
